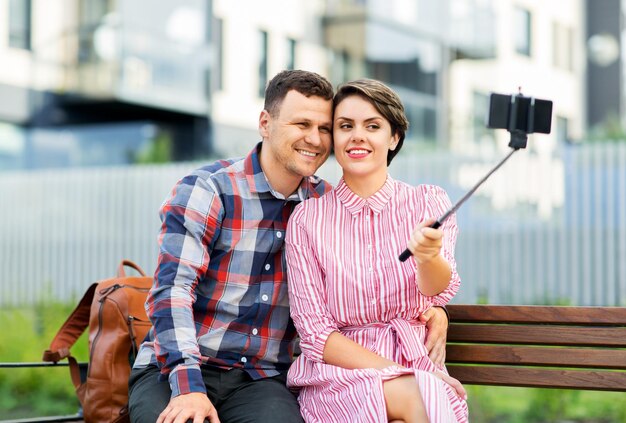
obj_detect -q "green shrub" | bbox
[467,385,626,423]
[0,302,89,418]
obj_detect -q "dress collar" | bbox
[335,176,395,216]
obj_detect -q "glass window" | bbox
[9,0,32,50]
[286,38,296,70]
[212,17,224,91]
[404,101,437,144]
[364,23,441,95]
[329,49,350,87]
[552,22,574,71]
[472,91,494,145]
[258,30,269,97]
[556,116,569,144]
[514,7,531,56]
[567,27,574,71]
[422,107,437,142]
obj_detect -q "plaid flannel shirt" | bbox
[134,143,331,397]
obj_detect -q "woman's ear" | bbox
[389,133,400,151]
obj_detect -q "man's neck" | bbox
[259,150,302,198]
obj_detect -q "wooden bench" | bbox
[3,304,625,422]
[446,304,626,391]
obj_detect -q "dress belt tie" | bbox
[340,317,428,363]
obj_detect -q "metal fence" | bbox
[1,142,625,306]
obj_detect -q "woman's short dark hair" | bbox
[264,70,334,117]
[334,79,409,166]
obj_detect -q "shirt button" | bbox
[368,244,372,250]
[371,299,376,305]
[252,328,258,335]
[369,266,373,272]
[365,215,370,220]
[264,264,271,271]
[261,294,269,301]
[241,357,247,363]
[276,231,282,238]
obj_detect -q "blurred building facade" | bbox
[586,0,624,132]
[0,0,213,170]
[2,0,626,307]
[0,0,602,168]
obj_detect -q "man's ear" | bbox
[258,110,271,138]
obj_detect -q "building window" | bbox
[553,22,574,71]
[286,38,296,70]
[473,91,494,145]
[556,116,569,144]
[9,0,32,50]
[514,7,531,56]
[365,36,439,96]
[329,49,350,86]
[212,17,224,91]
[403,101,437,144]
[258,30,269,97]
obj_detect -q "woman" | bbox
[285,79,468,423]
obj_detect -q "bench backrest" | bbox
[446,305,626,391]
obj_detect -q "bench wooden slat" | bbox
[446,345,626,369]
[447,365,626,391]
[447,305,626,325]
[448,324,626,347]
[445,304,626,391]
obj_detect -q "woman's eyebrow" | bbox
[335,116,382,122]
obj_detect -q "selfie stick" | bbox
[398,146,520,262]
[398,90,552,262]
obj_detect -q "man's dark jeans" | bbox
[128,365,303,423]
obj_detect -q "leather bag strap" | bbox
[42,283,97,363]
[117,259,147,277]
[67,355,83,389]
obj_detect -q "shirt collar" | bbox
[336,176,395,215]
[244,142,326,201]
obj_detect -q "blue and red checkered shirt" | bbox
[134,143,331,397]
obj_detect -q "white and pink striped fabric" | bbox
[285,177,468,422]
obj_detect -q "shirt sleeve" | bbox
[146,172,224,397]
[419,185,461,307]
[285,203,338,363]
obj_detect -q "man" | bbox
[128,70,449,423]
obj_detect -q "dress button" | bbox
[365,215,370,220]
[264,264,271,271]
[276,232,282,238]
[241,357,247,363]
[371,299,376,305]
[252,328,258,335]
[261,294,269,301]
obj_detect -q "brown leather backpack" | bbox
[43,260,153,423]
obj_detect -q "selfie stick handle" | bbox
[398,147,520,262]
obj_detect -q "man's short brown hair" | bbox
[264,70,334,117]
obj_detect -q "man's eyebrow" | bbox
[289,117,311,124]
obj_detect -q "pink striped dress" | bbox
[285,177,468,423]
